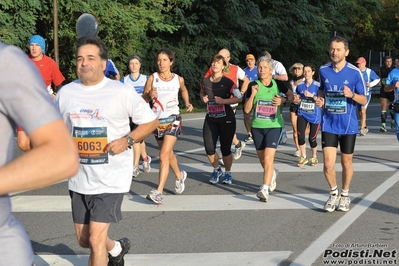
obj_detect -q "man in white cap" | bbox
[355,56,380,136]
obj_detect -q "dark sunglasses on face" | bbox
[293,67,302,70]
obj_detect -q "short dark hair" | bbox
[210,54,227,66]
[330,36,349,50]
[75,36,108,61]
[303,64,315,72]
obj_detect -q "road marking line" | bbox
[140,162,398,172]
[11,193,363,212]
[34,251,292,266]
[291,171,399,266]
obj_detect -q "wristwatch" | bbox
[124,135,135,147]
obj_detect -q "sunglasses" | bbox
[293,67,302,70]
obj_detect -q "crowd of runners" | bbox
[3,33,399,266]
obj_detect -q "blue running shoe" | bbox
[222,172,233,185]
[209,168,223,184]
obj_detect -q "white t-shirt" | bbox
[55,77,157,194]
[273,60,287,76]
[151,72,181,119]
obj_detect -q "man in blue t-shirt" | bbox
[104,59,120,80]
[316,36,366,213]
[383,66,399,140]
[242,54,258,143]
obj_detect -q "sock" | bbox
[225,171,231,175]
[330,186,338,195]
[262,184,270,191]
[143,156,148,162]
[134,165,139,168]
[214,166,221,172]
[341,189,349,197]
[108,240,122,257]
[381,111,387,124]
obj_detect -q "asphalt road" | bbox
[11,103,399,266]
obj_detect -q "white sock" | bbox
[108,240,122,257]
[262,185,269,191]
[341,189,349,197]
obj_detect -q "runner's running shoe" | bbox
[257,185,269,202]
[175,170,187,194]
[337,195,351,212]
[297,156,309,167]
[146,190,163,204]
[142,155,152,173]
[108,238,131,266]
[209,167,223,184]
[232,141,246,160]
[222,172,233,185]
[324,191,340,212]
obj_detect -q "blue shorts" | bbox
[251,127,282,150]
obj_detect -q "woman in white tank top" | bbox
[142,48,193,204]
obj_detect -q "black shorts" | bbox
[128,118,144,143]
[380,86,394,102]
[69,191,124,224]
[289,102,299,113]
[321,132,356,154]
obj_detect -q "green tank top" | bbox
[251,79,284,129]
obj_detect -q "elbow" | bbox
[62,149,80,179]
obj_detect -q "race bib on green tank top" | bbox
[251,80,283,128]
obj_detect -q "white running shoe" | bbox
[142,155,152,173]
[269,169,278,192]
[232,141,246,160]
[146,190,163,204]
[257,185,269,202]
[337,195,351,212]
[132,166,140,178]
[324,192,340,212]
[175,170,187,194]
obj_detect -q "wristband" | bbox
[351,92,355,99]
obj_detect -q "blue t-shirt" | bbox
[243,66,258,82]
[319,62,365,135]
[296,80,322,124]
[104,59,119,78]
[385,68,399,103]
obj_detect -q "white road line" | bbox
[291,171,399,266]
[11,193,363,212]
[137,162,398,173]
[34,251,291,266]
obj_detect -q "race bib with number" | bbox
[325,91,347,114]
[207,100,226,118]
[72,127,108,165]
[255,100,277,120]
[156,116,180,138]
[299,97,316,113]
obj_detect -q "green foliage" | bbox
[1,0,396,106]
